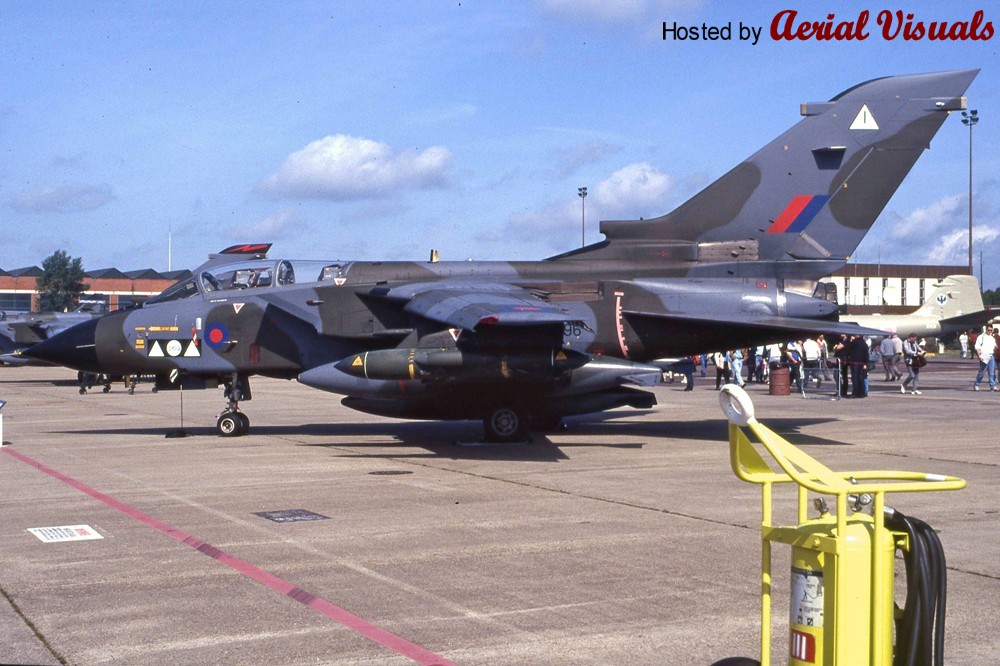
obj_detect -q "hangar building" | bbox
[0,266,190,313]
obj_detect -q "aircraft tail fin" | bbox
[559,70,978,278]
[911,274,985,321]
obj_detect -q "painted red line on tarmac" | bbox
[2,447,455,666]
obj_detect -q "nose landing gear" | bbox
[217,410,249,436]
[217,374,252,437]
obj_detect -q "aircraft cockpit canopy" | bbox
[201,261,279,292]
[145,258,348,306]
[144,276,202,305]
[319,263,350,282]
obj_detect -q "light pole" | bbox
[578,187,587,247]
[962,109,979,278]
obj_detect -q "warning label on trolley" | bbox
[28,525,104,543]
[791,629,817,662]
[790,566,824,628]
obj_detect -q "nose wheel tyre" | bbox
[484,406,528,443]
[217,411,250,437]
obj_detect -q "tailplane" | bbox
[557,70,979,279]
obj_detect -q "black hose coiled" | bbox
[885,509,948,666]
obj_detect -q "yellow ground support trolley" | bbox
[714,385,965,666]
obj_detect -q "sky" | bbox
[2,1,998,285]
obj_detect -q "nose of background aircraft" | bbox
[783,291,839,319]
[25,317,102,372]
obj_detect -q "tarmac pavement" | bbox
[0,360,997,665]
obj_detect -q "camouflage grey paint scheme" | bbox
[29,71,977,440]
[0,301,108,365]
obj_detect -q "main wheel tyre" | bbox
[217,412,242,437]
[236,412,250,435]
[484,406,528,442]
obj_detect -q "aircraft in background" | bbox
[28,70,977,440]
[0,300,108,366]
[837,275,993,339]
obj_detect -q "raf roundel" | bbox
[205,323,229,349]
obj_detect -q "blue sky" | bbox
[2,2,998,285]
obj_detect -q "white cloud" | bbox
[231,209,307,240]
[859,187,1000,272]
[888,194,963,239]
[478,198,581,252]
[484,161,677,251]
[921,226,1000,265]
[258,134,453,201]
[593,162,674,215]
[11,183,114,212]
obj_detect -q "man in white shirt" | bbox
[973,326,997,391]
[801,337,822,386]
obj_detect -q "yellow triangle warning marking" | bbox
[556,350,567,361]
[850,104,879,130]
[352,356,363,367]
[184,341,201,357]
[148,340,164,357]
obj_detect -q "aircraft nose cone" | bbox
[784,292,838,319]
[25,317,101,372]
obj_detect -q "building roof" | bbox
[85,267,130,280]
[161,269,193,281]
[831,263,970,279]
[8,266,43,278]
[125,268,166,280]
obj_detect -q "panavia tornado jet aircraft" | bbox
[29,70,977,440]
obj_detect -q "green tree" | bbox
[36,250,88,312]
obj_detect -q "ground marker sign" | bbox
[28,525,104,543]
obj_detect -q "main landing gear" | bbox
[217,374,252,437]
[481,404,562,443]
[484,405,528,443]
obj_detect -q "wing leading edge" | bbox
[371,281,578,330]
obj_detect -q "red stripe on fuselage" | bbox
[768,195,813,234]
